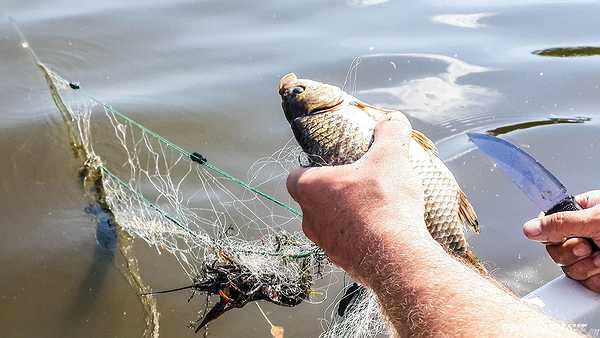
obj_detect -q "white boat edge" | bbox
[523,275,600,323]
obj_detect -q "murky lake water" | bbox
[1,1,600,337]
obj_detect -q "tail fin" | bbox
[458,189,480,234]
[463,249,487,274]
[411,129,438,154]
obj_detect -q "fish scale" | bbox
[296,110,469,254]
[414,153,468,253]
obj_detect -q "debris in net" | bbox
[13,19,349,336]
[36,61,325,332]
[180,250,311,332]
[337,282,364,317]
[271,326,285,338]
[256,302,285,338]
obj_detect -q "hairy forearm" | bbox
[360,226,584,337]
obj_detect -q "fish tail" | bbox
[463,248,487,274]
[411,129,438,154]
[458,189,480,234]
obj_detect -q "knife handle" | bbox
[545,196,599,251]
[545,196,582,215]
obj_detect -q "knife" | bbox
[466,132,582,215]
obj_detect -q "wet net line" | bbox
[11,17,400,337]
[13,20,339,331]
[37,61,330,332]
[92,97,303,219]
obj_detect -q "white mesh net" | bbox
[40,65,354,334]
[30,39,408,335]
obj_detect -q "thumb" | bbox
[523,209,598,243]
[576,190,600,209]
[360,111,412,164]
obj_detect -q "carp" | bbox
[278,73,482,270]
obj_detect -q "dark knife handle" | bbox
[545,196,599,251]
[545,196,582,215]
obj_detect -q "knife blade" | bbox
[467,132,582,215]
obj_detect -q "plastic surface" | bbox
[523,275,600,323]
[526,200,599,324]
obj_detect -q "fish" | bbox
[278,73,485,316]
[278,73,482,268]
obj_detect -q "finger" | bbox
[563,252,600,281]
[582,274,600,293]
[522,209,595,243]
[359,112,412,164]
[286,167,310,202]
[286,165,354,203]
[576,190,600,209]
[546,238,593,266]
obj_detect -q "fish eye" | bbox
[285,86,305,97]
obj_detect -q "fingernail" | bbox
[594,255,600,268]
[523,219,542,237]
[573,244,591,257]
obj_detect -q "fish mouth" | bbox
[278,73,348,122]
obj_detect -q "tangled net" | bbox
[39,63,339,331]
[22,28,401,334]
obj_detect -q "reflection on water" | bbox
[533,46,600,57]
[85,204,117,249]
[487,116,592,136]
[354,53,497,125]
[435,117,592,163]
[346,0,389,7]
[432,12,495,28]
[2,0,600,336]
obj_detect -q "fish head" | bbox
[278,73,345,123]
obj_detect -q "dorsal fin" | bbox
[352,99,439,156]
[458,189,479,234]
[411,129,438,155]
[351,99,387,120]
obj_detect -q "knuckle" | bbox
[556,251,572,265]
[286,172,297,191]
[546,245,561,264]
[589,206,600,221]
[580,210,593,225]
[286,169,306,193]
[294,171,319,197]
[584,276,600,293]
[374,114,411,140]
[563,266,585,281]
[549,213,567,227]
[565,263,589,280]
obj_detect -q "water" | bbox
[1,0,600,337]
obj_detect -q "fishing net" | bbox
[24,31,399,335]
[38,64,343,334]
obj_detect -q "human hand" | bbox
[523,191,600,291]
[286,113,430,281]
